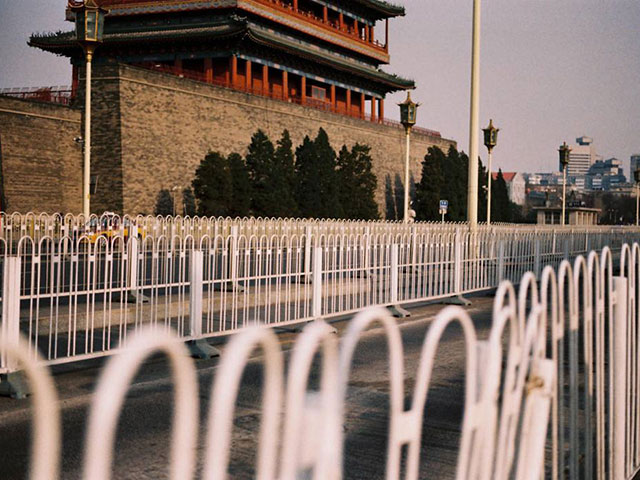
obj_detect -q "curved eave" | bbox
[245,26,413,91]
[28,23,246,56]
[28,23,414,92]
[351,0,405,19]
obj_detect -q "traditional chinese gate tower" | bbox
[32,0,414,122]
[21,0,454,215]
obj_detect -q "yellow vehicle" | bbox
[79,214,141,244]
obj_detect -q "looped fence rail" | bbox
[3,239,640,479]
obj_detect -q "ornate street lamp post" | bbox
[467,0,482,230]
[558,142,571,226]
[398,92,419,224]
[482,119,499,224]
[69,0,106,217]
[634,168,640,226]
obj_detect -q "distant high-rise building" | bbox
[631,154,640,178]
[585,158,626,190]
[562,136,600,176]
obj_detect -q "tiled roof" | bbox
[29,18,414,91]
[95,0,405,19]
[492,172,518,182]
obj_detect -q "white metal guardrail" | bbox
[0,211,637,247]
[0,215,638,372]
[1,305,554,480]
[3,240,640,479]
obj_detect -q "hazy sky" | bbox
[1,0,639,174]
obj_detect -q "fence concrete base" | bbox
[187,339,221,359]
[388,305,411,318]
[441,295,472,306]
[0,372,30,399]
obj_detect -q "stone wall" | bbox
[0,96,82,213]
[92,63,456,217]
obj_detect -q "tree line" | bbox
[155,128,380,220]
[414,145,521,223]
[155,132,522,222]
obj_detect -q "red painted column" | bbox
[339,13,344,30]
[346,89,351,115]
[370,25,375,43]
[354,19,358,36]
[379,98,385,123]
[204,58,213,83]
[301,76,306,104]
[370,97,377,122]
[263,65,269,95]
[323,6,328,23]
[360,92,365,119]
[365,25,370,42]
[330,84,336,112]
[385,19,389,50]
[245,59,252,91]
[293,0,298,11]
[283,70,289,100]
[230,55,237,88]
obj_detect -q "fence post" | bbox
[312,246,323,319]
[0,256,29,398]
[304,225,313,283]
[534,238,541,279]
[187,249,219,359]
[454,229,463,295]
[189,250,203,338]
[585,232,591,254]
[514,358,555,480]
[228,225,241,292]
[612,276,628,480]
[389,243,410,317]
[498,239,505,281]
[563,238,570,260]
[127,236,147,303]
[364,226,371,278]
[440,229,472,306]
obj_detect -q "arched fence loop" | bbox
[1,217,639,375]
[4,232,640,479]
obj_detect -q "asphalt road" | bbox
[0,295,496,479]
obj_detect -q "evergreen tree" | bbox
[336,143,379,220]
[492,169,511,222]
[228,152,251,217]
[295,128,342,219]
[415,146,445,221]
[245,129,276,217]
[271,130,298,218]
[394,174,404,220]
[444,146,469,221]
[384,174,397,220]
[154,189,174,216]
[182,187,196,217]
[477,158,488,222]
[192,151,232,217]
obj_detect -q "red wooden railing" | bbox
[254,0,388,52]
[98,0,388,53]
[0,86,73,106]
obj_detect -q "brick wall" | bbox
[92,63,456,217]
[0,63,456,217]
[0,96,82,213]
